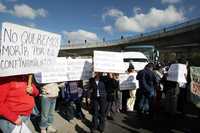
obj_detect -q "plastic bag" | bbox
[11,122,32,133]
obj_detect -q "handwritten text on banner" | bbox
[0,22,61,77]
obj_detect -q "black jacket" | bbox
[89,77,107,99]
[137,68,157,95]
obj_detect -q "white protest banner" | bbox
[35,58,93,83]
[35,57,68,83]
[119,73,138,90]
[93,51,125,73]
[66,58,92,81]
[167,63,187,83]
[0,22,61,77]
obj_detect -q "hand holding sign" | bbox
[14,116,22,125]
[26,86,33,95]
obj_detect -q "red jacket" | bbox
[0,75,39,123]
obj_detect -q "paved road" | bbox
[29,106,200,133]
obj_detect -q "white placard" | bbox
[35,58,93,83]
[66,58,92,81]
[167,63,187,83]
[119,73,138,90]
[35,57,68,83]
[190,67,200,108]
[93,51,125,73]
[0,22,61,77]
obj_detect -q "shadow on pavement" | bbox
[57,102,75,121]
[75,125,88,133]
[121,108,200,133]
[81,117,92,129]
[108,120,139,133]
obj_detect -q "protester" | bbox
[153,63,164,113]
[0,75,39,133]
[55,82,65,112]
[75,81,85,119]
[136,63,158,117]
[89,72,107,133]
[40,83,60,133]
[121,86,130,112]
[61,80,84,121]
[176,60,188,115]
[161,63,179,116]
[121,64,134,113]
[126,64,139,112]
[113,74,120,113]
[121,63,138,112]
[105,73,118,120]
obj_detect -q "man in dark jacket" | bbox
[105,73,118,120]
[136,63,157,116]
[89,72,107,133]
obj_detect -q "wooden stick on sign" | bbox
[28,74,33,87]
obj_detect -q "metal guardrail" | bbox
[62,17,200,49]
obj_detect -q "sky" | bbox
[0,0,200,46]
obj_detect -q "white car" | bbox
[122,52,148,71]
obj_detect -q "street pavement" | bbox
[29,105,200,133]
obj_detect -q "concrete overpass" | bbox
[59,17,200,56]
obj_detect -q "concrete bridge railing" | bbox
[61,17,200,50]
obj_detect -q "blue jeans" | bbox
[0,116,30,133]
[139,95,150,112]
[40,96,57,129]
[139,90,155,114]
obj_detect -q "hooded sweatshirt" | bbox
[0,75,39,123]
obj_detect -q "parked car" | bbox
[122,51,148,71]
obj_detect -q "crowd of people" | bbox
[0,59,191,133]
[88,60,190,133]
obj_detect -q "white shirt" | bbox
[42,83,59,97]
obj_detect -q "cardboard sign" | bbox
[66,58,93,81]
[35,57,68,83]
[119,73,138,90]
[35,58,92,83]
[93,51,125,73]
[167,63,187,83]
[190,66,200,108]
[0,22,61,77]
